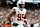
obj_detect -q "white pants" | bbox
[17,24,24,27]
[11,21,24,27]
[12,24,24,27]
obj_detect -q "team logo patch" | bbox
[18,11,20,13]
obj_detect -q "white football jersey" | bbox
[11,7,27,25]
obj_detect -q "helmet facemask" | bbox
[19,4,25,8]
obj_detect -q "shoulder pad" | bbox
[12,7,18,10]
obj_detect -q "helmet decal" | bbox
[22,1,23,3]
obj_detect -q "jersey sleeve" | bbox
[23,19,27,24]
[24,9,27,14]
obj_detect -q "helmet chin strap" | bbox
[19,8,23,11]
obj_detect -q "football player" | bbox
[6,0,27,27]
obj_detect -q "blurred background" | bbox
[0,0,40,27]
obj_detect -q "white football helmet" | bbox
[17,0,25,8]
